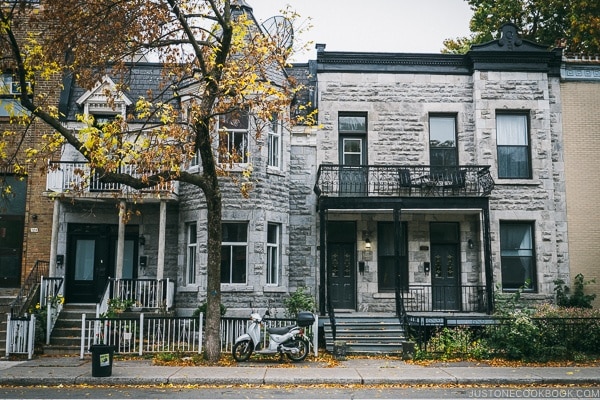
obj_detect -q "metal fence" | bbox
[409,315,600,357]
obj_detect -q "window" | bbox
[500,222,536,291]
[267,113,282,169]
[186,223,197,285]
[219,111,249,164]
[429,115,457,167]
[266,223,281,285]
[377,222,408,292]
[496,114,531,179]
[338,113,367,166]
[0,74,31,118]
[221,222,248,284]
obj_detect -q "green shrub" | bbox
[416,326,490,361]
[283,287,316,318]
[192,302,227,318]
[554,273,596,309]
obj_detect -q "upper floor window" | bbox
[500,222,536,291]
[267,113,282,169]
[496,113,531,179]
[0,74,31,118]
[219,111,249,164]
[429,115,457,167]
[338,113,367,166]
[266,223,281,285]
[221,222,248,284]
[186,223,197,285]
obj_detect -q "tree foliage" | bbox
[0,0,314,361]
[443,0,600,54]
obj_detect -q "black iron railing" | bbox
[314,165,494,198]
[402,284,489,313]
[10,260,49,317]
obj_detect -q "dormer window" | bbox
[76,76,131,123]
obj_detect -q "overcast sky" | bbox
[247,0,474,62]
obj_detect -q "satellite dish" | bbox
[261,15,294,50]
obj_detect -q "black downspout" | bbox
[482,203,494,314]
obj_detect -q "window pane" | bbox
[222,223,247,242]
[430,117,456,147]
[498,147,529,179]
[339,115,366,133]
[219,111,248,130]
[497,115,527,145]
[75,240,95,281]
[231,246,246,283]
[500,223,535,290]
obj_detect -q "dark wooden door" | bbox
[328,242,356,310]
[431,243,460,311]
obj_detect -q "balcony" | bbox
[314,165,494,198]
[46,161,179,198]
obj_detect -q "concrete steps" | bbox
[43,303,96,355]
[323,314,406,354]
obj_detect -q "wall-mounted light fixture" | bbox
[31,214,38,221]
[139,235,146,246]
[56,254,64,267]
[365,237,371,250]
[468,239,474,249]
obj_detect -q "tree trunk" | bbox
[203,179,223,362]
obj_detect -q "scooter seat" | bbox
[267,325,294,335]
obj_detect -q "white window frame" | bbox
[219,111,250,164]
[221,222,248,284]
[267,114,282,169]
[0,74,31,118]
[186,223,197,285]
[266,223,281,285]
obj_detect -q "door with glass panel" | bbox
[66,224,138,303]
[430,223,460,311]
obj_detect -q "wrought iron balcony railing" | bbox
[314,164,494,198]
[46,161,178,195]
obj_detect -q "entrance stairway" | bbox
[43,303,96,355]
[0,288,19,353]
[323,314,406,354]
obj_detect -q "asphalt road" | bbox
[1,384,600,399]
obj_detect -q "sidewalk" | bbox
[1,356,599,387]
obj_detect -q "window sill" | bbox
[264,286,287,293]
[221,284,254,292]
[373,292,395,299]
[178,285,199,293]
[495,179,541,186]
[266,167,285,177]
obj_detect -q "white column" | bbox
[157,200,166,280]
[48,199,60,277]
[115,200,126,279]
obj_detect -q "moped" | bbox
[232,306,314,362]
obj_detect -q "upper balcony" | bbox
[314,165,494,198]
[46,161,179,200]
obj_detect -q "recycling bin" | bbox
[90,344,114,377]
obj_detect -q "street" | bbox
[1,384,600,399]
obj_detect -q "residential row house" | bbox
[2,2,591,327]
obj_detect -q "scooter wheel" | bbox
[232,339,254,362]
[285,338,310,362]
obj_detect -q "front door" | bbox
[430,223,460,311]
[0,175,26,287]
[66,224,138,303]
[328,243,356,310]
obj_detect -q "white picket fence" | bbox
[5,315,36,359]
[80,313,319,359]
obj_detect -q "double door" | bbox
[66,224,138,303]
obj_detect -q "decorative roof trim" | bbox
[76,76,133,108]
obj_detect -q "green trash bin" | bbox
[90,344,114,377]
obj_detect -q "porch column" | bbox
[482,204,494,314]
[115,200,126,279]
[48,198,60,277]
[156,200,166,280]
[393,207,404,319]
[318,205,327,315]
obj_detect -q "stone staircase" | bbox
[323,313,406,354]
[43,303,97,355]
[0,288,20,354]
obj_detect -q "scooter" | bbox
[232,305,314,362]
